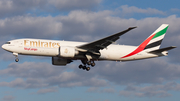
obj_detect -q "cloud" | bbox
[86,87,99,92]
[0,78,49,88]
[0,0,46,17]
[86,87,116,93]
[1,10,180,43]
[1,57,180,90]
[36,87,58,94]
[120,82,180,97]
[101,88,116,93]
[0,78,27,88]
[2,95,15,101]
[0,16,63,39]
[0,0,102,18]
[0,10,179,46]
[119,5,166,15]
[0,62,109,88]
[0,62,65,78]
[0,46,179,98]
[48,0,101,11]
[95,58,180,84]
[170,8,180,12]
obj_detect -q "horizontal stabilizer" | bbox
[148,46,176,54]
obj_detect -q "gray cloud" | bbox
[0,54,180,98]
[86,87,116,94]
[119,5,166,15]
[1,10,180,42]
[0,0,102,18]
[120,82,180,97]
[0,62,109,88]
[0,78,27,88]
[1,57,180,89]
[0,62,65,78]
[0,0,46,17]
[2,95,15,101]
[95,58,180,84]
[1,10,180,44]
[48,0,101,11]
[36,87,58,94]
[0,16,63,39]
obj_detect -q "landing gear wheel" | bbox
[91,62,95,67]
[82,66,86,70]
[79,65,83,69]
[15,58,19,62]
[87,61,91,65]
[86,67,90,71]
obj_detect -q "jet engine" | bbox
[52,57,72,66]
[59,46,78,58]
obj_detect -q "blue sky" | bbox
[0,0,180,101]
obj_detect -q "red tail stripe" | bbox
[121,34,156,58]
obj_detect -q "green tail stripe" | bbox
[152,26,168,40]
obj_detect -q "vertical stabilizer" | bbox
[121,24,169,58]
[143,24,169,51]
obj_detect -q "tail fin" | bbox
[143,24,169,51]
[121,24,169,58]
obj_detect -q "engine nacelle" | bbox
[52,57,72,66]
[59,46,77,58]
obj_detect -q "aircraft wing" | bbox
[76,27,137,52]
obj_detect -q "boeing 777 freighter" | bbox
[2,24,176,71]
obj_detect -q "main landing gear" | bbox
[79,60,95,71]
[13,52,19,62]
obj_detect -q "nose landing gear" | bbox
[13,52,19,62]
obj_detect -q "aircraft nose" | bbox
[2,44,5,49]
[2,44,6,50]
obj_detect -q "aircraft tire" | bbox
[15,58,19,62]
[87,61,91,65]
[86,67,90,71]
[83,66,86,70]
[91,62,95,67]
[79,65,83,69]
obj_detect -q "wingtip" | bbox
[129,26,137,29]
[171,46,177,48]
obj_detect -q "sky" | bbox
[0,0,180,101]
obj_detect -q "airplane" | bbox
[1,24,176,71]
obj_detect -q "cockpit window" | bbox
[5,42,11,44]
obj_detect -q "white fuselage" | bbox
[2,39,166,62]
